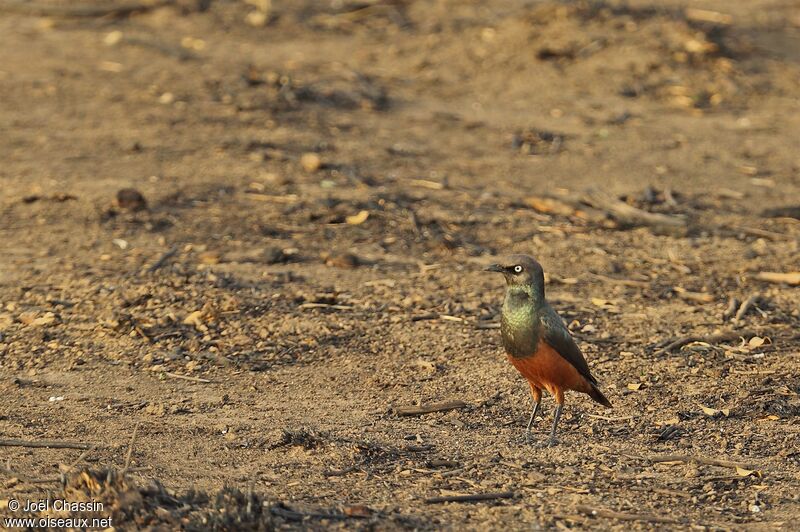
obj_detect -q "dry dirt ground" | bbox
[1,0,800,529]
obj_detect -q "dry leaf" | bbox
[748,336,765,348]
[627,383,642,391]
[736,467,757,477]
[345,210,370,225]
[700,405,719,416]
[659,417,680,426]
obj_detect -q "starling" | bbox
[486,254,611,446]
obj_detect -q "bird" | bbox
[485,254,611,446]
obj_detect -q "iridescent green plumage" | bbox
[500,286,542,359]
[487,254,608,396]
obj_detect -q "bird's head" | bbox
[485,254,546,293]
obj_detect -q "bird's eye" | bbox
[513,265,523,274]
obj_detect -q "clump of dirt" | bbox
[56,468,277,530]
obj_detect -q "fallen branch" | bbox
[122,423,140,473]
[245,193,299,204]
[754,271,800,286]
[576,505,679,525]
[653,330,757,356]
[523,194,606,222]
[640,454,756,470]
[0,0,172,17]
[734,294,761,323]
[685,8,733,25]
[323,465,359,477]
[722,297,739,320]
[164,372,212,384]
[424,491,514,504]
[63,444,100,474]
[298,303,353,311]
[586,414,634,422]
[582,189,688,235]
[270,503,346,521]
[145,246,178,274]
[725,225,786,241]
[673,287,714,303]
[395,400,467,416]
[589,273,650,288]
[528,189,688,234]
[0,438,96,450]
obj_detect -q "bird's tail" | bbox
[589,384,612,408]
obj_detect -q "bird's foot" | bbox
[524,430,533,445]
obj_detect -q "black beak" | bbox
[484,264,505,273]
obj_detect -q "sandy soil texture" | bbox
[1,0,799,529]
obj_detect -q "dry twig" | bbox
[653,330,756,356]
[395,400,467,416]
[722,297,739,320]
[424,492,514,504]
[673,287,714,303]
[0,0,172,17]
[164,372,212,384]
[583,189,687,235]
[122,423,140,473]
[589,273,650,288]
[576,505,679,524]
[754,272,800,286]
[64,444,100,473]
[734,294,761,323]
[145,246,178,274]
[299,303,354,311]
[642,454,756,470]
[586,414,634,422]
[0,438,96,450]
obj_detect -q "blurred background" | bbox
[1,0,799,528]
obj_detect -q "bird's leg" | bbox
[525,385,542,443]
[548,391,564,447]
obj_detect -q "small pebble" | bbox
[300,152,322,172]
[116,188,147,211]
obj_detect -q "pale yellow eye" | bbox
[513,265,523,274]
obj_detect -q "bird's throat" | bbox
[500,286,542,359]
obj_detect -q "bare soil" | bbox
[1,0,800,529]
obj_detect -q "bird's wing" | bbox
[540,306,597,384]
